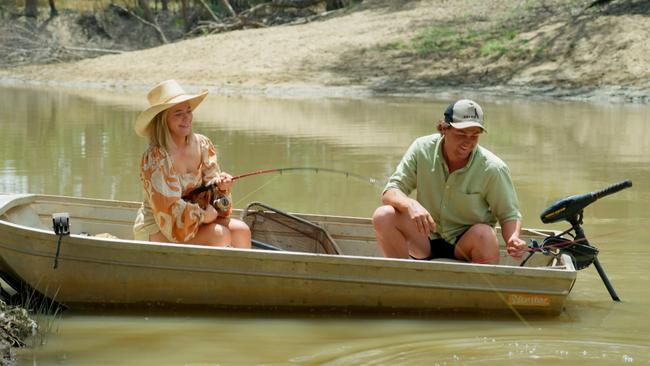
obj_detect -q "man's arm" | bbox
[500,219,527,258]
[382,188,436,235]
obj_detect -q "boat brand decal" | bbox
[507,294,551,307]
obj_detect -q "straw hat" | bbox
[135,80,208,137]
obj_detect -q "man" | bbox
[372,99,527,264]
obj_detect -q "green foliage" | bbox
[412,26,471,56]
[407,23,535,60]
[378,41,408,51]
[480,29,525,57]
[383,0,579,62]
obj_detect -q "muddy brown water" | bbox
[1,85,649,365]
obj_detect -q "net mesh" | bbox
[240,202,341,255]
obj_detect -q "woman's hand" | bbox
[216,172,233,193]
[203,204,218,224]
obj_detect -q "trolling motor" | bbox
[531,179,632,301]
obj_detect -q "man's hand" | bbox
[506,235,527,258]
[407,199,437,235]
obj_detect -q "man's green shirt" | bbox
[385,134,522,243]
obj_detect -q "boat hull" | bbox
[0,194,576,314]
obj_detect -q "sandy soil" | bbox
[1,0,648,103]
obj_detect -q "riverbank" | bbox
[1,0,648,103]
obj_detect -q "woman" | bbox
[133,80,251,248]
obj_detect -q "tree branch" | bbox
[197,0,222,23]
[218,0,237,18]
[112,3,168,44]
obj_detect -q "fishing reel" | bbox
[183,183,232,217]
[532,179,632,301]
[212,194,230,213]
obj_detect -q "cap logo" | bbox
[461,105,480,120]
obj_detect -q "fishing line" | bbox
[521,226,640,254]
[233,174,281,207]
[454,247,532,327]
[231,167,384,210]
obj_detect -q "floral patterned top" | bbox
[133,133,221,242]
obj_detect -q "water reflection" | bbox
[1,85,649,365]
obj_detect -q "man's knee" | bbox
[455,224,498,259]
[372,205,397,229]
[468,223,496,242]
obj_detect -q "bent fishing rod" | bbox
[186,166,383,196]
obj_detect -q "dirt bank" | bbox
[1,0,648,103]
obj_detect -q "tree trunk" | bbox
[48,0,59,17]
[326,0,343,11]
[24,0,38,18]
[161,0,169,11]
[181,0,189,30]
[218,0,237,17]
[137,0,154,22]
[198,0,221,22]
[271,0,324,8]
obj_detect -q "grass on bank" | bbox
[377,0,574,63]
[382,23,539,61]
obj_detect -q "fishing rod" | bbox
[186,166,382,196]
[233,167,379,185]
[182,167,383,213]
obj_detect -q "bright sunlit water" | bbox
[1,85,649,365]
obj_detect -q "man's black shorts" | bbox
[410,231,468,261]
[410,238,456,260]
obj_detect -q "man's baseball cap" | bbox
[443,99,486,132]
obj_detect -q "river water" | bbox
[1,85,648,365]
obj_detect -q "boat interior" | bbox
[0,194,567,268]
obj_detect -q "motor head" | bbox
[540,180,632,224]
[540,193,595,224]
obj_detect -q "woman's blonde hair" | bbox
[146,109,193,151]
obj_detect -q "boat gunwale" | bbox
[0,215,578,293]
[0,194,577,277]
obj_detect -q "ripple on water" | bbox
[287,334,650,366]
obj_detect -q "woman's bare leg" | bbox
[148,219,250,248]
[149,224,231,247]
[216,217,251,249]
[190,223,232,246]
